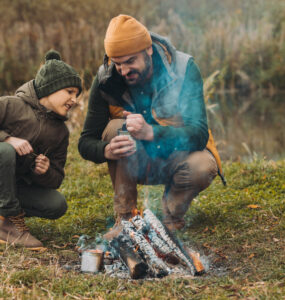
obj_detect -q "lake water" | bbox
[207,91,285,161]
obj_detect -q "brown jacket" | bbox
[0,80,69,189]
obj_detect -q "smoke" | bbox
[143,185,150,209]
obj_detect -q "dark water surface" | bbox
[208,91,285,161]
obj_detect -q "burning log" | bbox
[110,235,148,279]
[188,251,205,274]
[143,209,203,275]
[78,209,205,279]
[131,215,180,264]
[121,220,170,278]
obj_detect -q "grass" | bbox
[0,131,284,299]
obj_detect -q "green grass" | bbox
[1,131,284,299]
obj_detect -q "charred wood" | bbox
[143,209,200,275]
[111,235,148,279]
[131,215,180,264]
[122,220,170,278]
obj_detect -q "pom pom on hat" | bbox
[104,15,152,57]
[34,50,82,99]
[45,49,61,61]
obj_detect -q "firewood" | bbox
[143,209,199,275]
[131,215,180,264]
[110,235,148,279]
[122,220,169,278]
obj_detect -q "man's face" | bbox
[111,46,153,87]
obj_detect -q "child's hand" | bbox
[34,154,50,175]
[4,136,33,156]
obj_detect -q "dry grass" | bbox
[0,0,284,92]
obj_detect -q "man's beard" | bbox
[123,52,152,87]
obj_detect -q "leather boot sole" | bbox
[0,238,47,252]
[163,219,185,231]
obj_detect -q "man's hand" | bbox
[123,111,154,141]
[33,154,50,175]
[4,136,33,156]
[104,135,136,160]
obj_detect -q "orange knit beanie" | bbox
[104,15,152,57]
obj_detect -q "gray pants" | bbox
[0,142,67,218]
[102,120,218,223]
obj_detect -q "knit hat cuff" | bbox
[104,30,152,57]
[36,76,82,99]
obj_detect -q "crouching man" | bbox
[0,50,82,250]
[78,15,224,240]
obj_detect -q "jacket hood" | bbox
[15,80,40,109]
[15,80,67,121]
[150,32,176,63]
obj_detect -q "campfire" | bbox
[77,209,205,279]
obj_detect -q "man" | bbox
[78,15,224,239]
[0,50,82,249]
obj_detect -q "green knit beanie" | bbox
[34,50,82,99]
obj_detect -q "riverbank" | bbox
[0,131,284,299]
[207,89,285,161]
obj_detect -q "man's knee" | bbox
[172,150,218,191]
[102,119,125,142]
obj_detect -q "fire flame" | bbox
[87,249,103,254]
[189,252,204,273]
[131,208,143,217]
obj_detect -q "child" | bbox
[0,50,82,250]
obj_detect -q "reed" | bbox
[0,0,284,92]
[149,1,285,90]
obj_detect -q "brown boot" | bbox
[163,216,185,232]
[0,212,44,250]
[103,212,133,241]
